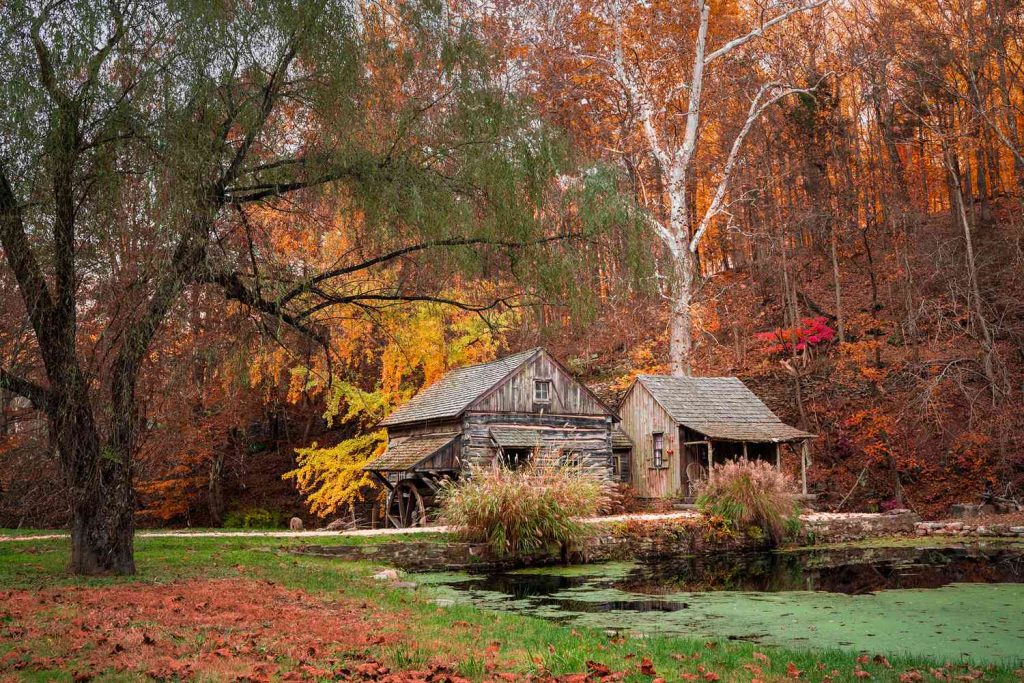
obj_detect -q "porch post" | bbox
[774,443,781,469]
[742,442,749,461]
[707,441,714,481]
[800,440,809,495]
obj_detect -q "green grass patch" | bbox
[0,535,1021,682]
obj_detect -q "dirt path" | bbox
[0,510,699,543]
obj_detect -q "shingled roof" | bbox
[364,433,459,472]
[378,348,541,427]
[635,375,814,443]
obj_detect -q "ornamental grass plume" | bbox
[695,459,800,547]
[438,457,610,558]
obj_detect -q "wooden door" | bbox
[683,441,708,498]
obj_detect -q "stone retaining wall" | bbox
[915,520,1024,538]
[801,510,920,543]
[295,510,923,571]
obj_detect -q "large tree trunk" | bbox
[668,239,694,377]
[54,396,136,575]
[68,450,136,575]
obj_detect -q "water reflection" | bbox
[619,546,1024,595]
[449,545,1024,603]
[425,545,1024,663]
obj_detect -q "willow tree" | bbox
[0,0,638,574]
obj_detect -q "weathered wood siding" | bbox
[461,412,614,478]
[469,352,609,416]
[618,382,682,498]
[387,419,461,439]
[415,436,461,472]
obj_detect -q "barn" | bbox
[617,375,814,500]
[364,347,619,527]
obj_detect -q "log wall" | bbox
[461,412,614,478]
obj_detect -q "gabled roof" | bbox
[378,348,541,427]
[364,433,459,472]
[633,375,814,443]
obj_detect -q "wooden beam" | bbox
[800,440,810,495]
[369,470,395,491]
[742,442,749,460]
[774,443,781,469]
[707,440,714,481]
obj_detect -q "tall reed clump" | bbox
[695,459,800,547]
[438,462,609,559]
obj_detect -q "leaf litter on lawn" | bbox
[0,577,406,681]
[0,577,630,683]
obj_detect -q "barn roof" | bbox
[634,375,814,443]
[364,433,459,472]
[378,348,542,427]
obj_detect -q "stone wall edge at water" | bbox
[293,511,927,571]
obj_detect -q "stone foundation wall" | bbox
[296,511,923,571]
[800,510,920,544]
[915,520,1024,538]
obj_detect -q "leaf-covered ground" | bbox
[1,535,1022,682]
[0,577,402,680]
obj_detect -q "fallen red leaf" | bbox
[639,657,656,676]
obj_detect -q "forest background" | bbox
[2,0,1022,531]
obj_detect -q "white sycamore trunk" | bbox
[608,0,830,375]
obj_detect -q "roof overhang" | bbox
[363,433,460,473]
[684,421,815,443]
[489,427,544,449]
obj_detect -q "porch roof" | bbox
[489,427,544,448]
[636,375,814,443]
[364,433,459,472]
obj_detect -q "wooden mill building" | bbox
[364,347,620,526]
[617,375,814,500]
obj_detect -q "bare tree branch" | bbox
[0,167,57,356]
[689,82,822,252]
[703,0,831,66]
[278,233,583,306]
[0,368,54,413]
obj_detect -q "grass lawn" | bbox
[0,533,1021,682]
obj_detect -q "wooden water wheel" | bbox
[385,479,432,528]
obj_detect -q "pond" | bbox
[419,542,1024,664]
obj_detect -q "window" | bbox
[652,432,665,468]
[500,448,532,470]
[534,379,551,402]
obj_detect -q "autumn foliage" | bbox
[755,318,837,356]
[3,0,1024,530]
